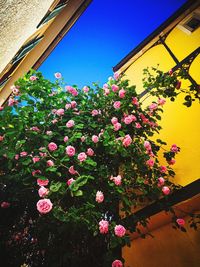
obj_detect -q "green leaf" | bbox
[73,190,83,197]
[50,181,62,192]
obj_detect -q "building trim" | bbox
[113,0,200,73]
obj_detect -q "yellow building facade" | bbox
[114,1,200,266]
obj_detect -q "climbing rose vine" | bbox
[0,69,195,267]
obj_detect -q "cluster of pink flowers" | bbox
[56,108,65,116]
[65,85,78,96]
[8,97,18,106]
[123,114,136,125]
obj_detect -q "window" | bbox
[178,11,200,34]
[12,35,43,64]
[37,1,69,28]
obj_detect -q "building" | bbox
[113,1,200,266]
[0,0,92,106]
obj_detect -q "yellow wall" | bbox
[123,214,200,267]
[123,25,200,186]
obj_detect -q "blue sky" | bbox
[39,0,187,87]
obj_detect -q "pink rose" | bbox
[20,151,28,157]
[11,85,19,95]
[114,225,126,237]
[36,199,53,214]
[30,76,37,81]
[132,97,139,107]
[67,178,75,186]
[65,103,71,109]
[54,72,62,79]
[112,260,123,267]
[111,117,118,125]
[149,103,158,111]
[158,98,166,106]
[38,186,49,198]
[81,136,86,142]
[103,83,108,89]
[51,119,58,124]
[168,158,176,165]
[124,115,133,125]
[66,146,76,157]
[176,218,185,226]
[71,101,77,108]
[91,109,99,116]
[119,88,126,98]
[69,165,77,175]
[56,108,64,116]
[66,120,75,128]
[113,101,121,109]
[113,71,120,80]
[1,202,10,208]
[30,126,40,132]
[122,135,132,147]
[99,220,109,234]
[0,106,4,111]
[37,179,49,186]
[135,122,142,128]
[112,175,122,186]
[15,154,19,160]
[160,165,167,173]
[92,135,99,143]
[157,177,165,187]
[78,152,87,162]
[96,191,104,203]
[162,186,170,195]
[87,148,94,156]
[47,160,54,167]
[48,142,57,151]
[144,141,151,151]
[46,131,52,135]
[104,88,110,96]
[111,84,119,92]
[114,123,121,131]
[0,135,4,141]
[146,159,154,167]
[171,144,179,153]
[64,136,69,142]
[83,86,89,93]
[33,156,40,163]
[8,98,17,106]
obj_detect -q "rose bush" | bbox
[0,69,198,266]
